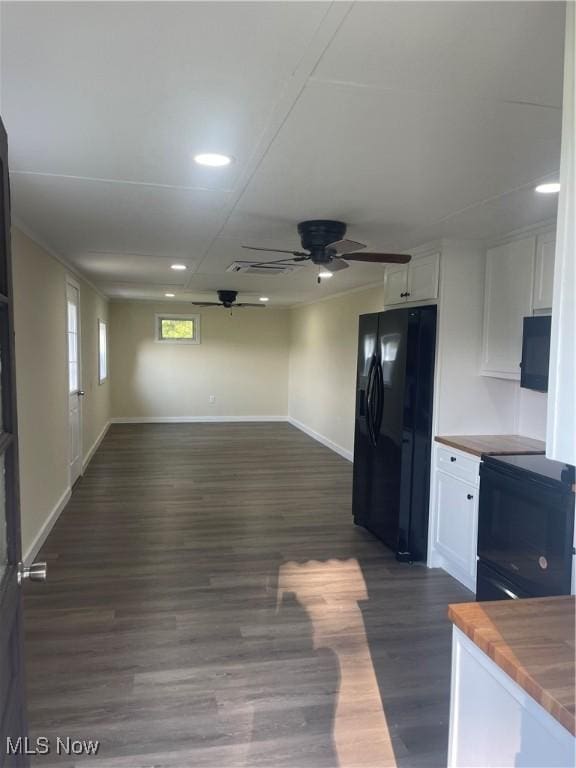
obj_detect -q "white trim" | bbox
[11,219,109,301]
[485,218,557,250]
[155,313,201,344]
[98,318,108,383]
[110,416,288,424]
[22,487,71,566]
[109,416,354,461]
[66,275,84,485]
[287,416,353,462]
[23,419,111,563]
[82,420,111,473]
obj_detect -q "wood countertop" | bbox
[435,434,546,457]
[449,596,576,735]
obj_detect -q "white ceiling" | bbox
[0,1,564,306]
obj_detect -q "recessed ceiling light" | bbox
[165,293,175,298]
[171,264,187,271]
[259,297,269,302]
[535,182,561,194]
[194,153,232,168]
[319,270,333,278]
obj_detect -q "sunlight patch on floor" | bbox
[277,558,397,768]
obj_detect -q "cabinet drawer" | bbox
[436,446,480,486]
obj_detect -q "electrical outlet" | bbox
[209,395,216,404]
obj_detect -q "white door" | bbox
[66,280,82,485]
[406,252,440,302]
[434,470,478,589]
[480,237,535,378]
[383,264,408,305]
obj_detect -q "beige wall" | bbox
[12,228,110,558]
[288,285,384,457]
[109,301,290,419]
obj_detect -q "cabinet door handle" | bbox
[450,456,456,462]
[467,494,474,500]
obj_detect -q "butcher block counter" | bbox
[435,434,546,457]
[447,596,576,767]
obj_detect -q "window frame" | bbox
[155,313,201,345]
[98,318,108,384]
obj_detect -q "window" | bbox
[155,314,200,344]
[98,319,108,383]
[67,284,79,393]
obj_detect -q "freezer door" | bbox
[398,306,436,561]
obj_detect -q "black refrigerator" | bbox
[352,306,437,562]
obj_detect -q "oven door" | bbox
[476,561,532,601]
[478,463,573,597]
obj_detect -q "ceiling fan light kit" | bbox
[241,220,411,284]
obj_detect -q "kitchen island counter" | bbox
[449,596,575,735]
[447,596,575,767]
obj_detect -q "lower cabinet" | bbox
[448,627,575,767]
[431,446,480,591]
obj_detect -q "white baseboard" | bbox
[23,486,71,565]
[22,422,110,564]
[82,420,111,473]
[110,416,288,424]
[287,416,353,462]
[109,415,353,461]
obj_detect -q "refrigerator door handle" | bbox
[366,356,377,446]
[372,360,384,441]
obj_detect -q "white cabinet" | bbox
[533,231,556,310]
[481,236,535,379]
[407,252,440,302]
[434,472,479,590]
[383,252,439,306]
[383,263,408,305]
[448,628,576,768]
[430,445,480,591]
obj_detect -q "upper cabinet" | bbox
[480,231,556,379]
[533,232,556,310]
[480,237,535,379]
[383,252,439,306]
[383,263,408,305]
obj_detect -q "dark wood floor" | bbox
[23,423,472,768]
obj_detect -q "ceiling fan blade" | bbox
[191,301,222,306]
[242,245,308,257]
[328,258,350,272]
[343,252,411,264]
[241,255,311,267]
[327,238,367,255]
[236,303,266,307]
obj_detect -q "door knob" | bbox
[77,390,85,397]
[18,561,47,585]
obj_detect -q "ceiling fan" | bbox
[191,289,265,309]
[242,220,410,282]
